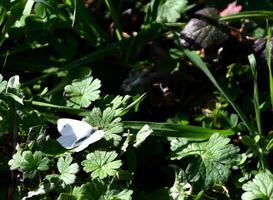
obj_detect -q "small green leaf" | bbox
[156,0,188,23]
[20,151,49,179]
[8,150,23,170]
[133,124,153,148]
[81,150,122,179]
[79,180,133,200]
[6,75,20,92]
[242,170,273,200]
[85,107,123,146]
[57,155,79,185]
[171,134,240,188]
[0,74,7,94]
[3,92,24,105]
[169,166,191,200]
[64,75,101,108]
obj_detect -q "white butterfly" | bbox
[56,118,104,152]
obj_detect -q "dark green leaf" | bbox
[20,151,49,179]
[171,134,240,189]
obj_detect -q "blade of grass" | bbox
[123,121,234,139]
[0,0,9,26]
[248,54,262,135]
[220,10,273,22]
[266,25,273,109]
[22,43,120,86]
[30,100,90,116]
[104,0,122,41]
[120,93,146,116]
[183,49,253,134]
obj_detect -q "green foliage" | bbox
[64,75,101,108]
[0,75,7,94]
[133,124,153,148]
[169,166,191,200]
[2,0,273,199]
[146,0,188,24]
[85,107,123,145]
[156,0,188,23]
[171,134,240,188]
[9,150,49,179]
[242,170,273,200]
[78,180,133,200]
[57,155,79,185]
[81,150,122,179]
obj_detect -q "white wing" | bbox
[57,134,77,149]
[73,130,104,152]
[57,118,93,149]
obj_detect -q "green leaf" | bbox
[242,170,273,200]
[169,166,191,200]
[57,155,79,185]
[64,75,101,108]
[20,151,49,179]
[3,92,24,105]
[79,180,133,200]
[6,75,20,92]
[85,107,123,146]
[8,150,23,170]
[156,0,188,23]
[133,124,153,148]
[81,150,122,179]
[110,95,130,116]
[171,134,240,189]
[0,74,7,94]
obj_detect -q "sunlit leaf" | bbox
[8,150,23,170]
[156,0,188,23]
[81,150,122,179]
[0,74,7,94]
[85,107,123,146]
[242,170,273,200]
[133,124,153,148]
[65,75,101,108]
[57,155,79,185]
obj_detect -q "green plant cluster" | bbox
[1,0,273,199]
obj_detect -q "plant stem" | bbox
[7,103,18,200]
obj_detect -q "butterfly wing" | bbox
[57,118,93,149]
[73,130,104,152]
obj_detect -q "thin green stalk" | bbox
[220,10,273,22]
[104,0,122,41]
[30,100,90,116]
[248,54,262,135]
[123,121,234,139]
[183,49,253,134]
[265,26,273,109]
